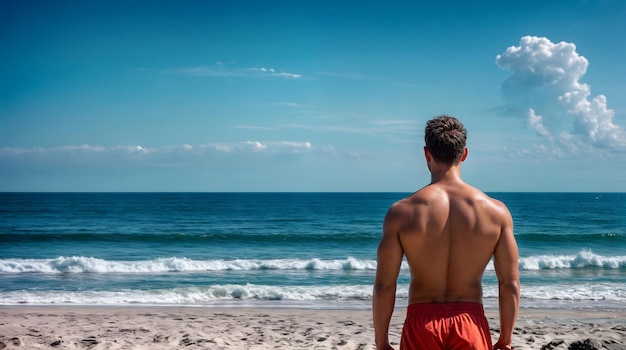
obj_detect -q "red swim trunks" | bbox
[400,302,492,350]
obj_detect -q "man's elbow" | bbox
[373,281,396,296]
[499,279,520,298]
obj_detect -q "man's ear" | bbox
[461,148,468,162]
[424,146,431,162]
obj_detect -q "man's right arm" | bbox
[493,206,520,350]
[373,205,404,350]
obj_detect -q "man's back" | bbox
[391,181,510,305]
[373,115,519,350]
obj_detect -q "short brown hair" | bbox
[424,115,467,165]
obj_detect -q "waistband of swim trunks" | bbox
[406,302,484,316]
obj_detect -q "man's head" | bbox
[424,115,467,165]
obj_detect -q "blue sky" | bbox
[1,0,625,192]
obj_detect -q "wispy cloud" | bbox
[496,36,626,155]
[273,102,312,108]
[233,125,276,131]
[162,62,302,79]
[280,118,420,141]
[241,141,312,152]
[0,141,315,164]
[316,71,375,80]
[315,71,423,89]
[0,144,150,155]
[280,123,372,135]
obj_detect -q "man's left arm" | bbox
[373,206,404,350]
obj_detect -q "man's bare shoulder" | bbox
[405,185,443,204]
[481,191,510,213]
[388,188,435,212]
[384,192,419,219]
[470,188,512,219]
[384,188,436,225]
[385,197,413,220]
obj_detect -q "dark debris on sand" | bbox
[540,338,626,350]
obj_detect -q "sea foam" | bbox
[1,250,624,274]
[1,282,624,306]
[0,256,383,274]
[518,250,626,270]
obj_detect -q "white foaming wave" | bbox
[518,250,626,270]
[1,283,624,306]
[0,256,388,274]
[482,284,626,302]
[0,256,214,273]
[514,283,626,302]
[0,284,394,305]
[2,250,622,274]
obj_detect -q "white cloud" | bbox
[124,145,149,154]
[243,141,268,151]
[496,35,626,153]
[0,140,310,158]
[1,145,135,155]
[248,67,301,78]
[162,63,302,79]
[527,109,550,137]
[274,102,312,108]
[276,141,312,150]
[233,125,275,131]
[0,141,315,161]
[242,141,312,153]
[211,144,233,153]
[280,118,420,142]
[58,144,106,152]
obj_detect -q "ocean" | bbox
[1,192,624,311]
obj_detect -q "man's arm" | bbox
[373,206,404,350]
[493,207,520,350]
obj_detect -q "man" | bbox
[373,115,520,350]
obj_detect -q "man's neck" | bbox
[429,165,463,185]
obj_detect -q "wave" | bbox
[0,256,380,274]
[518,250,626,270]
[0,284,377,305]
[5,232,623,247]
[1,250,624,274]
[516,232,625,244]
[1,282,624,306]
[0,232,380,245]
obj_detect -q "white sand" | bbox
[1,306,624,349]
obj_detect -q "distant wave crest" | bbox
[1,250,624,274]
[0,256,381,274]
[1,282,624,305]
[517,250,626,270]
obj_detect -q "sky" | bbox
[1,0,626,192]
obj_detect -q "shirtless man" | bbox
[373,115,520,350]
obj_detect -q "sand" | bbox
[0,306,624,349]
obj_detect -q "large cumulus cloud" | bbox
[496,36,626,153]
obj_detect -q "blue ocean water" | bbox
[0,192,624,310]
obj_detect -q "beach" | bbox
[1,306,624,349]
[2,193,625,349]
